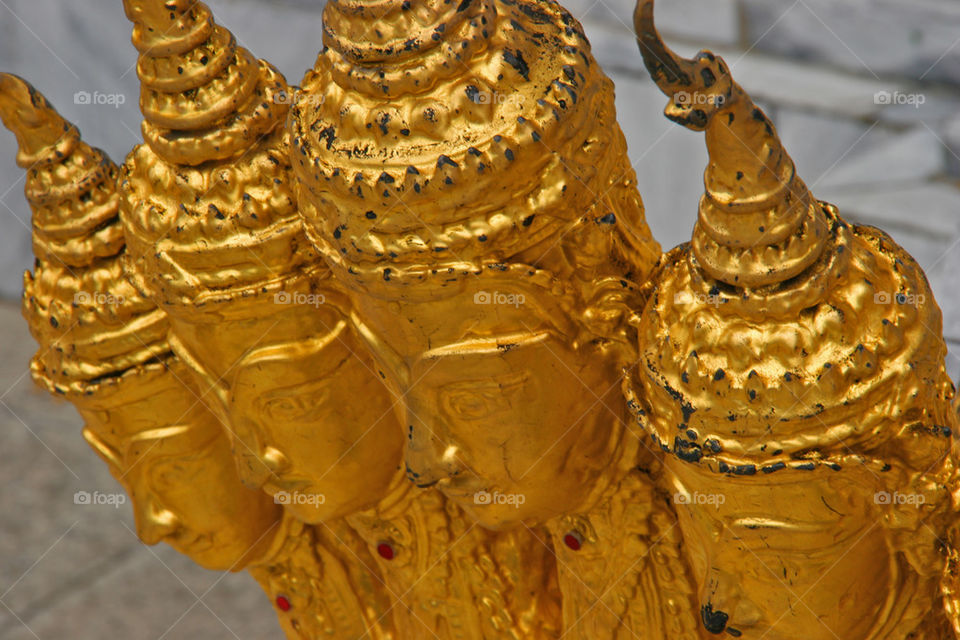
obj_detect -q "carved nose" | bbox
[236,445,290,489]
[135,496,181,545]
[405,418,461,487]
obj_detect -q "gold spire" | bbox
[119,0,305,315]
[635,0,828,288]
[293,0,660,292]
[0,73,123,268]
[630,0,957,470]
[123,0,290,166]
[0,74,168,396]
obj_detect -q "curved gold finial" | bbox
[123,0,290,165]
[634,0,697,109]
[635,0,828,289]
[0,75,166,393]
[0,73,78,167]
[0,73,123,268]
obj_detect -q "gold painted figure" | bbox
[628,1,960,637]
[2,0,959,638]
[117,2,562,637]
[0,72,401,639]
[0,73,277,572]
[291,2,703,637]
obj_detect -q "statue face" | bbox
[358,278,620,530]
[667,458,892,639]
[83,411,281,571]
[227,318,404,523]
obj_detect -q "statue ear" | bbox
[579,276,639,348]
[559,216,615,278]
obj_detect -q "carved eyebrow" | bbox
[421,331,551,359]
[239,319,348,367]
[350,310,411,386]
[169,332,230,407]
[128,424,193,443]
[730,517,835,532]
[82,427,122,468]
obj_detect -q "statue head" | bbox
[119,147,406,524]
[628,221,958,637]
[3,70,285,571]
[290,0,661,530]
[629,2,960,635]
[117,3,404,523]
[78,364,283,571]
[328,258,641,530]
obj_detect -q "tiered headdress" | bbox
[0,73,170,400]
[118,0,320,316]
[627,4,958,633]
[628,0,956,471]
[116,0,350,390]
[291,0,661,297]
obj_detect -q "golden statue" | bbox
[626,1,960,637]
[0,72,385,639]
[2,0,959,637]
[290,2,705,638]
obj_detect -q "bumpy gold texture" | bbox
[1,0,958,638]
[625,1,960,638]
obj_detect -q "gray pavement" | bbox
[0,302,280,639]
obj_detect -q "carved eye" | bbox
[442,388,506,420]
[439,373,527,421]
[261,384,332,424]
[150,459,202,494]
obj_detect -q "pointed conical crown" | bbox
[636,0,827,289]
[118,1,320,320]
[118,129,322,319]
[292,0,660,295]
[627,0,956,473]
[0,74,170,399]
[123,0,290,166]
[0,74,123,268]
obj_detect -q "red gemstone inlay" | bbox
[563,532,582,551]
[276,595,292,612]
[377,542,395,560]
